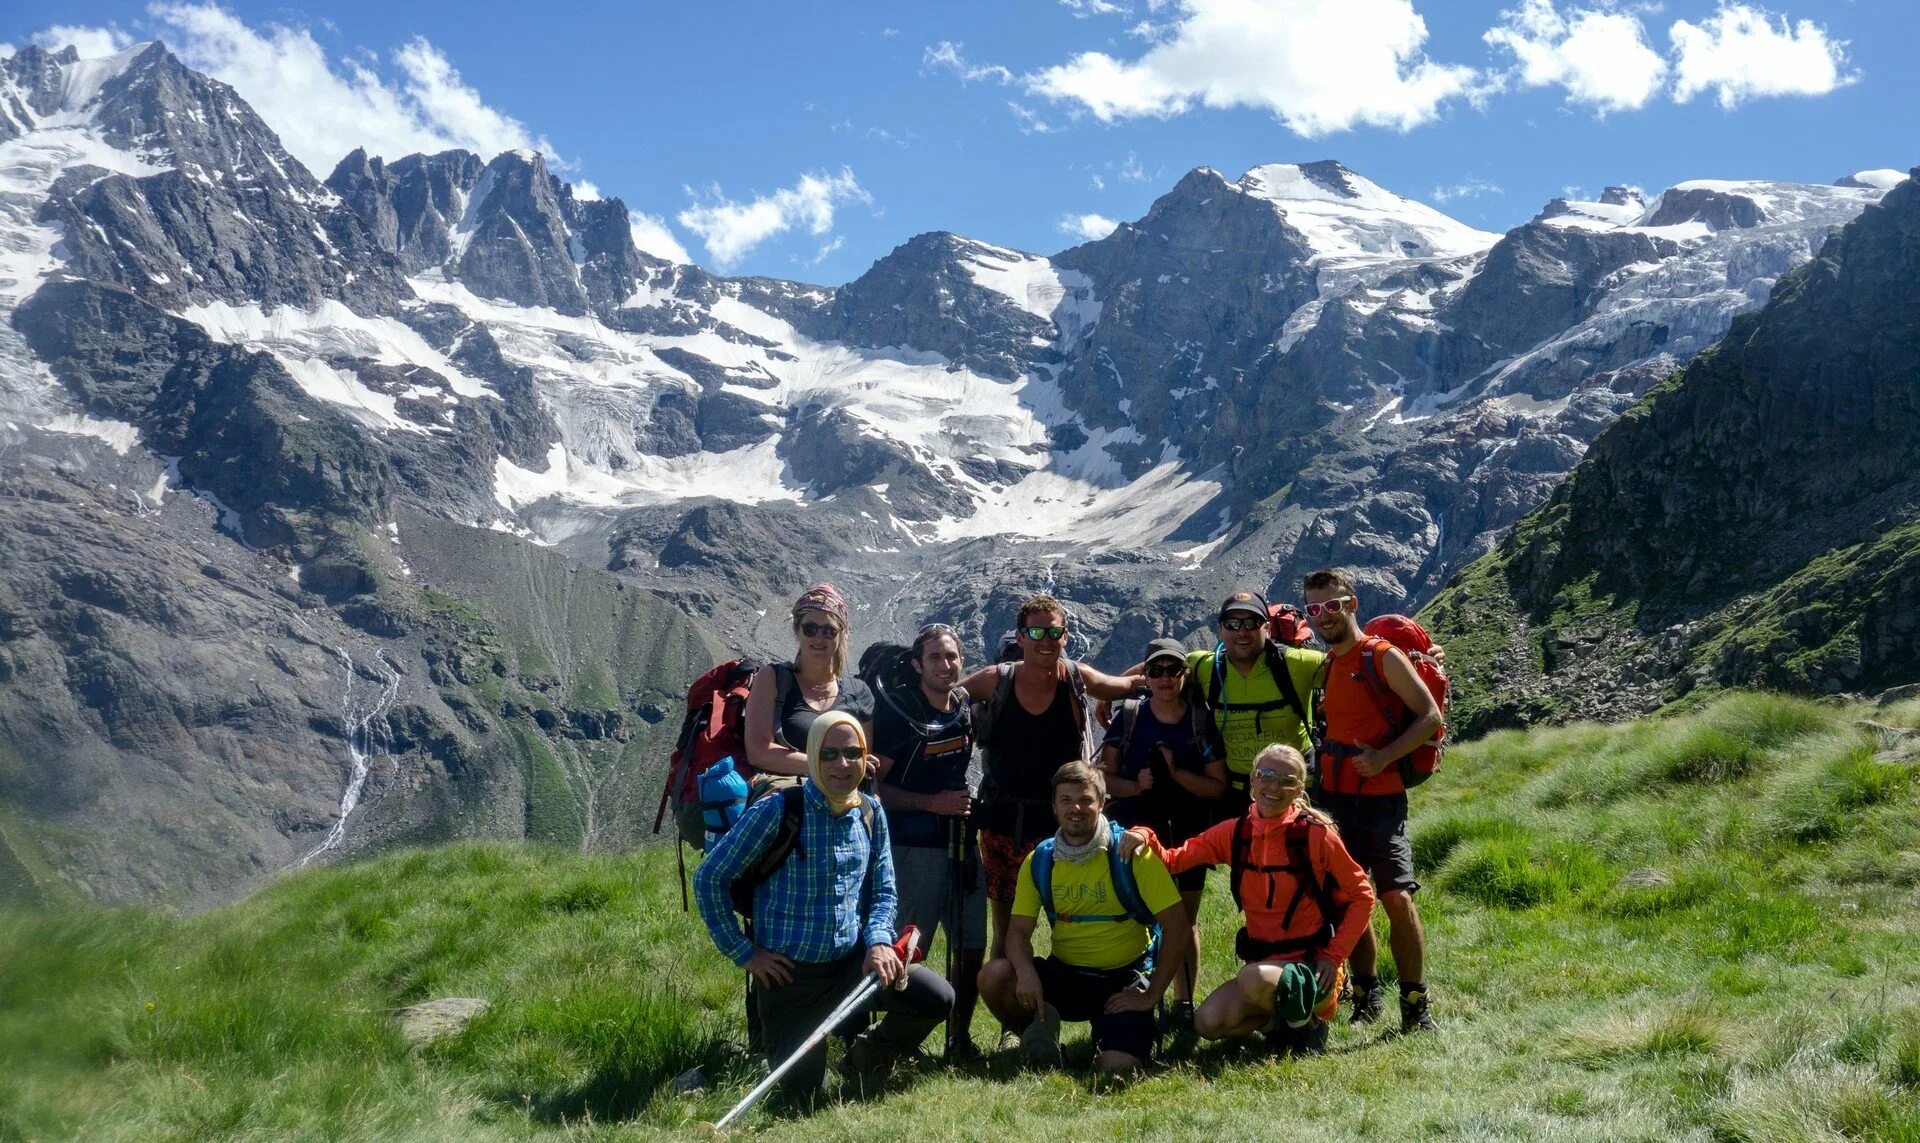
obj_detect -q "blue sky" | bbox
[6,1,1913,285]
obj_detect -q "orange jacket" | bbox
[1157,805,1375,965]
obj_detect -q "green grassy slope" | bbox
[4,692,1919,1141]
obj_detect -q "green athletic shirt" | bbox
[1187,646,1327,775]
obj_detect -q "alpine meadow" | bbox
[1,2,1917,1140]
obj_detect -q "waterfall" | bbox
[299,648,400,865]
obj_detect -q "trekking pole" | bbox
[705,928,923,1136]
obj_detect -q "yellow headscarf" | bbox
[805,710,868,815]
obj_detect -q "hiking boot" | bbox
[1350,979,1386,1026]
[838,1034,898,1090]
[1265,1015,1328,1057]
[945,1036,984,1066]
[1399,984,1436,1034]
[1020,1004,1063,1069]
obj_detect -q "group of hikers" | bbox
[667,571,1449,1107]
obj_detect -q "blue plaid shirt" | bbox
[695,782,899,968]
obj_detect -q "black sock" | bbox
[1356,975,1381,992]
[1400,980,1427,999]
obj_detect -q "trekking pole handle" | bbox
[888,925,923,989]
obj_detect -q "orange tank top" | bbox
[1319,640,1402,795]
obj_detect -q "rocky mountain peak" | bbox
[1600,185,1644,207]
[450,149,589,315]
[1229,160,1497,264]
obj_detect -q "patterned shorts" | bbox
[977,828,1044,902]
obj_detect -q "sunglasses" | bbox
[1304,596,1352,618]
[1250,767,1304,787]
[1020,625,1067,641]
[798,621,842,639]
[1220,616,1264,632]
[817,746,868,763]
[1146,661,1186,678]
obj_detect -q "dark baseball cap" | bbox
[1218,590,1269,620]
[1144,637,1188,665]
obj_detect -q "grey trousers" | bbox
[756,953,953,1097]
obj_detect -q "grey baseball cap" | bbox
[1144,637,1189,665]
[1218,590,1269,620]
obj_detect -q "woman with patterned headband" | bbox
[743,583,876,783]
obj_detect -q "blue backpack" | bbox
[1029,820,1162,969]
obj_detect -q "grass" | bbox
[3,692,1919,1140]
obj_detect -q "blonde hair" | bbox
[1251,743,1337,832]
[791,592,850,679]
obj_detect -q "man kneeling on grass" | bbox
[977,762,1191,1074]
[695,710,952,1101]
[1122,744,1374,1054]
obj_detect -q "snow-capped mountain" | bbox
[0,39,1905,902]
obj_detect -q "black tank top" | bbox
[982,678,1082,839]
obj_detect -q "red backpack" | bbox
[1353,615,1450,787]
[1267,602,1315,648]
[654,658,759,837]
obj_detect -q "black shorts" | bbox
[1314,791,1420,895]
[1034,956,1156,1062]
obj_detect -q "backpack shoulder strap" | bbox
[1030,838,1058,923]
[1354,638,1412,730]
[1283,814,1342,935]
[1228,813,1252,913]
[769,663,799,748]
[1106,820,1156,927]
[1265,642,1311,732]
[1064,660,1093,762]
[1118,698,1143,763]
[731,786,807,914]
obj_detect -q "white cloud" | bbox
[1485,0,1667,113]
[922,41,1014,84]
[1060,0,1132,17]
[628,212,690,263]
[572,180,603,201]
[145,4,550,174]
[801,236,846,267]
[30,24,134,58]
[677,168,871,269]
[1090,173,1106,191]
[1669,3,1853,108]
[1431,175,1503,202]
[882,27,900,38]
[1059,212,1120,241]
[0,44,15,60]
[1024,0,1479,137]
[1119,152,1152,182]
[1007,101,1058,135]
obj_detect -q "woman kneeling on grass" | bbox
[1121,744,1375,1054]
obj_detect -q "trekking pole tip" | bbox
[699,1121,727,1138]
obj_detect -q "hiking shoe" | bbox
[945,1036,984,1066]
[838,1034,898,1090]
[1350,980,1386,1026]
[1295,1018,1330,1056]
[1020,1004,1064,1069]
[1399,986,1437,1034]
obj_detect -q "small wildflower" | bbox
[145,1001,156,1012]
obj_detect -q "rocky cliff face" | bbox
[1,38,1906,902]
[1424,169,1920,733]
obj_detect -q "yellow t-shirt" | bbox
[1012,843,1182,970]
[1188,647,1326,775]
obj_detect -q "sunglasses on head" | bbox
[1146,661,1186,678]
[798,621,842,639]
[1220,615,1264,632]
[1020,625,1067,641]
[1251,767,1303,786]
[817,745,868,763]
[1304,596,1352,618]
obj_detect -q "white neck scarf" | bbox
[1052,814,1110,864]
